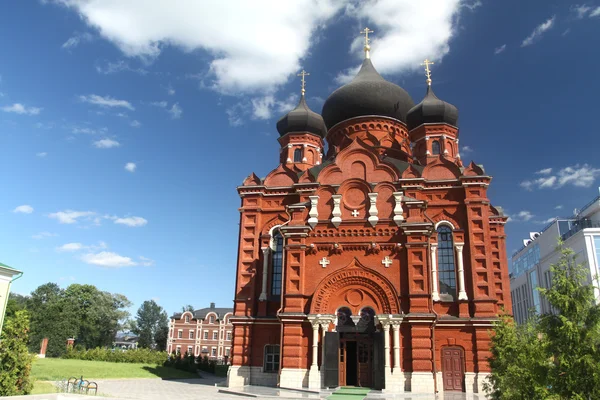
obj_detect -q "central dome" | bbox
[321,59,415,130]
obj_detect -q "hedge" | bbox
[62,347,168,364]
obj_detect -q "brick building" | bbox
[168,303,233,362]
[227,35,510,395]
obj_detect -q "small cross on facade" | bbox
[351,210,360,217]
[382,256,393,268]
[319,257,330,268]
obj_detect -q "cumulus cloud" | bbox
[72,126,108,135]
[13,205,34,214]
[555,205,563,210]
[93,138,120,149]
[112,216,148,227]
[150,101,167,108]
[592,7,600,17]
[461,145,473,154]
[130,120,141,128]
[62,31,93,49]
[48,210,95,224]
[521,16,555,47]
[36,152,47,157]
[81,251,137,267]
[95,60,148,75]
[507,210,534,223]
[79,94,134,110]
[56,242,84,252]
[125,162,136,172]
[139,256,154,266]
[521,164,600,190]
[168,103,182,119]
[494,44,506,55]
[1,103,42,115]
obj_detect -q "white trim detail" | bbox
[392,192,404,226]
[455,243,468,301]
[259,247,270,301]
[434,220,456,230]
[367,192,379,227]
[331,195,342,228]
[308,196,319,228]
[430,244,440,301]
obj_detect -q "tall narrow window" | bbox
[271,231,283,296]
[437,226,456,299]
[264,345,280,373]
[432,140,441,155]
[293,148,303,162]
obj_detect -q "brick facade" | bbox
[168,303,233,362]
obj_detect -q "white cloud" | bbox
[95,60,148,75]
[509,210,534,222]
[125,162,137,172]
[36,152,47,157]
[226,104,244,127]
[249,93,299,120]
[48,210,95,224]
[113,216,147,227]
[555,205,563,210]
[139,256,154,266]
[521,16,555,47]
[521,164,600,190]
[150,101,167,108]
[32,231,57,239]
[130,120,141,128]
[591,7,600,17]
[13,205,34,214]
[1,103,42,115]
[79,94,134,110]
[62,31,93,49]
[165,84,175,96]
[56,242,84,252]
[168,103,182,119]
[573,4,592,18]
[540,217,557,224]
[72,126,108,135]
[81,251,137,267]
[494,44,506,55]
[461,145,473,154]
[93,138,120,149]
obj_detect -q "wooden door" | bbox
[357,340,372,387]
[442,347,465,392]
[324,332,339,388]
[338,340,346,386]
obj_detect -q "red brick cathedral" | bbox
[227,35,510,395]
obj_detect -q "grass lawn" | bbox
[32,358,198,381]
[31,380,56,394]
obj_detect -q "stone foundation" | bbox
[409,372,436,393]
[279,367,308,389]
[227,365,278,388]
[307,366,321,389]
[382,369,405,393]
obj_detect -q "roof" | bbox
[321,58,415,130]
[0,262,22,275]
[407,85,459,130]
[276,94,327,138]
[172,306,233,320]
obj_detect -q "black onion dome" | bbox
[321,58,415,129]
[276,94,327,138]
[406,85,458,130]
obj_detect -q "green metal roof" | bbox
[0,262,21,273]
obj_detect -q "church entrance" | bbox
[323,307,385,390]
[442,347,465,392]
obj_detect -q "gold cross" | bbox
[297,69,309,95]
[421,58,435,86]
[360,27,374,59]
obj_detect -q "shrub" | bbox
[62,347,168,365]
[0,310,34,396]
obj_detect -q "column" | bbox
[455,243,468,301]
[383,323,391,370]
[307,316,322,389]
[259,247,269,301]
[392,323,400,371]
[430,244,440,301]
[320,322,327,370]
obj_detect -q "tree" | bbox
[132,300,168,349]
[181,304,194,312]
[539,242,600,399]
[154,325,169,351]
[487,241,600,399]
[0,310,33,396]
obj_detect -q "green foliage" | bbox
[181,304,194,312]
[487,241,600,399]
[62,347,168,364]
[0,310,34,396]
[131,300,168,349]
[26,283,131,356]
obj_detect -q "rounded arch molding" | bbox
[310,257,400,315]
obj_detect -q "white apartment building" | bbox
[510,194,600,324]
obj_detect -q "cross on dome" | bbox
[421,58,435,86]
[360,27,374,59]
[297,69,309,96]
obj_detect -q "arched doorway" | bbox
[442,347,465,392]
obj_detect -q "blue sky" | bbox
[2,0,600,317]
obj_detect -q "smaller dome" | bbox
[406,86,458,131]
[276,95,327,138]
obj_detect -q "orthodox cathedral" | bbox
[227,29,510,395]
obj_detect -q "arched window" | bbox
[437,225,456,299]
[432,140,441,155]
[293,148,303,162]
[271,231,283,296]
